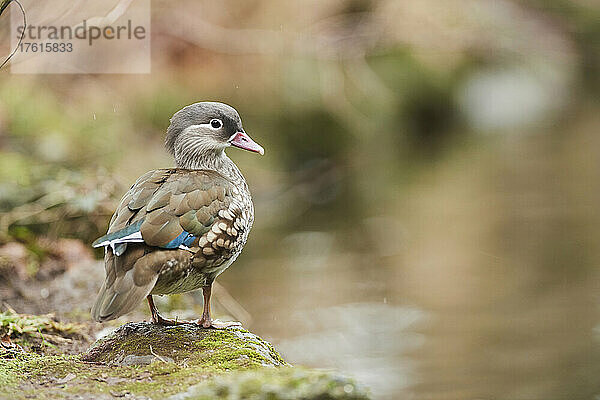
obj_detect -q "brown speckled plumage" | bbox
[91,102,263,327]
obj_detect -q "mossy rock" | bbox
[172,368,370,400]
[0,322,287,399]
[82,322,287,368]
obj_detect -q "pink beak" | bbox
[229,131,264,155]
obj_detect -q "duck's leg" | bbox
[197,284,241,329]
[147,295,187,325]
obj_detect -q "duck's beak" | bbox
[229,131,264,155]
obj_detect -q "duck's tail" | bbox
[91,245,158,322]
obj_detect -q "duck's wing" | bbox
[91,168,249,322]
[93,169,247,255]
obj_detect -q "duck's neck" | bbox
[175,148,246,187]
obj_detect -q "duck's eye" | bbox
[210,119,223,129]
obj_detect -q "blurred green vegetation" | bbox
[0,80,120,248]
[0,309,79,340]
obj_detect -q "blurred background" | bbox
[1,0,599,398]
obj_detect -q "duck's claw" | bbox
[151,315,191,326]
[196,317,241,329]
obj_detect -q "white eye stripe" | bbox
[187,123,212,130]
[186,120,224,131]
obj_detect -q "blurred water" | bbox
[276,303,425,398]
[217,132,600,400]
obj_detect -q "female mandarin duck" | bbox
[91,102,263,328]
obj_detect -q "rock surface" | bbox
[82,322,288,367]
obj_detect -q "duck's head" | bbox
[166,102,264,166]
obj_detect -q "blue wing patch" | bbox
[163,231,197,249]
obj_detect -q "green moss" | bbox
[0,352,201,399]
[171,367,371,400]
[0,351,275,399]
[0,310,82,338]
[0,358,19,388]
[1,355,370,400]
